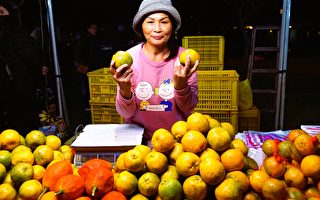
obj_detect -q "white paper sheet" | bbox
[71,124,144,147]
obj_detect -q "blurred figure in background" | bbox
[74,22,101,109]
[0,0,48,136]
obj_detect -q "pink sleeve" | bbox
[115,87,137,119]
[174,71,198,113]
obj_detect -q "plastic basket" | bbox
[194,110,238,132]
[238,106,260,132]
[89,101,123,124]
[196,70,239,111]
[198,64,223,71]
[182,36,225,65]
[87,68,117,103]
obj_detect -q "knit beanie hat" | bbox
[0,0,13,13]
[132,0,181,34]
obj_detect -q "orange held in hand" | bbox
[179,49,200,66]
[112,51,133,68]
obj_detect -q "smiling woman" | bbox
[109,0,199,145]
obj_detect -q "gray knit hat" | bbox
[132,0,181,34]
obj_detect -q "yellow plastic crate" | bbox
[182,36,225,66]
[198,64,223,71]
[195,110,238,133]
[89,101,123,124]
[196,70,239,111]
[87,68,117,103]
[238,106,260,132]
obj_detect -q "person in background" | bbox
[0,0,47,136]
[74,22,101,109]
[110,0,199,145]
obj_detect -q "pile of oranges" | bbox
[113,112,258,200]
[255,129,320,199]
[0,129,75,199]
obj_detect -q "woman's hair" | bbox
[136,12,179,61]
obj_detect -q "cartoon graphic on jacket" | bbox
[115,43,198,140]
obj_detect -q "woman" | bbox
[110,0,199,144]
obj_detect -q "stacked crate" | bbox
[87,68,123,124]
[182,36,239,132]
[238,105,260,132]
[182,36,225,70]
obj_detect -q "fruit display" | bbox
[1,114,320,199]
[111,112,258,200]
[0,129,75,199]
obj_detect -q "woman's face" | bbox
[142,12,173,47]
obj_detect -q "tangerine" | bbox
[288,129,308,142]
[0,150,12,168]
[215,178,242,200]
[175,152,200,177]
[262,139,278,157]
[226,170,250,193]
[183,174,208,200]
[187,112,210,134]
[161,165,179,180]
[25,130,46,150]
[301,154,320,180]
[181,130,207,154]
[112,51,133,68]
[230,138,248,156]
[18,179,43,200]
[134,144,151,161]
[294,134,317,156]
[130,193,148,200]
[286,187,307,200]
[179,48,200,66]
[220,148,245,172]
[199,147,220,161]
[221,122,236,140]
[45,135,62,150]
[284,166,307,189]
[145,151,168,175]
[199,157,225,185]
[207,127,231,152]
[249,170,270,193]
[123,149,145,173]
[0,183,17,200]
[261,178,287,200]
[263,156,287,178]
[158,178,183,200]
[168,142,184,165]
[204,115,220,129]
[171,120,188,141]
[33,145,54,166]
[0,129,21,151]
[151,128,175,153]
[115,170,138,196]
[138,172,160,197]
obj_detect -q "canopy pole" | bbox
[46,0,69,127]
[278,0,291,129]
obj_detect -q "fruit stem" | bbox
[55,189,64,196]
[91,186,98,197]
[37,187,48,200]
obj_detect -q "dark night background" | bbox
[13,0,320,133]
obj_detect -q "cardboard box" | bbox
[71,124,144,167]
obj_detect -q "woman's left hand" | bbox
[173,56,199,90]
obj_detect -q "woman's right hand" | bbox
[109,60,133,99]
